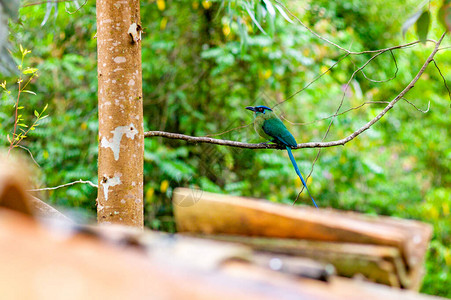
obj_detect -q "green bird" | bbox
[246,105,318,208]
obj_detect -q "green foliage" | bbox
[416,11,431,43]
[438,0,451,31]
[0,0,20,74]
[0,0,449,296]
[1,45,48,156]
[403,0,450,43]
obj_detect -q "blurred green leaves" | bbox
[0,0,449,296]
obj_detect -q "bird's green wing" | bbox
[262,118,297,147]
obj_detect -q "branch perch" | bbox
[145,32,446,150]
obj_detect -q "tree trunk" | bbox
[96,0,143,227]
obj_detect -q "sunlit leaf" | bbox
[22,90,37,95]
[402,9,423,37]
[416,10,430,44]
[23,68,38,74]
[242,2,267,35]
[262,0,276,17]
[274,3,293,24]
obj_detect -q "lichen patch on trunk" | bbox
[100,123,138,161]
[101,172,122,201]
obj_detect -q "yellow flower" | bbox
[320,65,330,74]
[157,0,165,11]
[222,23,231,36]
[294,176,301,188]
[258,69,272,80]
[145,187,155,203]
[202,0,212,9]
[160,17,168,30]
[442,201,449,216]
[445,249,451,266]
[262,69,272,79]
[160,180,169,193]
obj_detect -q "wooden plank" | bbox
[193,234,407,287]
[29,196,73,222]
[223,261,445,300]
[173,188,432,289]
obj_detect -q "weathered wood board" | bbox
[173,188,432,290]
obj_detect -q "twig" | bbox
[280,48,402,124]
[402,97,430,113]
[274,0,429,55]
[17,145,40,167]
[8,80,22,156]
[22,0,76,7]
[66,0,88,14]
[291,50,387,204]
[294,148,322,205]
[431,59,451,105]
[274,0,350,53]
[273,53,350,108]
[281,101,390,126]
[204,123,251,137]
[28,179,98,192]
[319,49,390,146]
[361,50,398,83]
[145,33,447,150]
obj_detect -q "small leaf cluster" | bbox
[403,0,451,43]
[1,45,48,154]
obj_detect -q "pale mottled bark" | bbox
[96,0,143,227]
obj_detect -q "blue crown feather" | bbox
[255,105,272,111]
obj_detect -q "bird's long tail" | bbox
[286,146,318,208]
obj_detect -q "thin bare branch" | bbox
[66,0,88,14]
[28,179,98,192]
[274,0,351,53]
[294,148,322,205]
[402,98,430,113]
[204,123,251,137]
[17,145,40,167]
[280,47,401,124]
[22,0,76,7]
[361,50,398,83]
[273,53,350,108]
[320,49,389,145]
[349,40,430,55]
[274,0,429,55]
[281,101,390,126]
[431,59,451,105]
[145,33,447,150]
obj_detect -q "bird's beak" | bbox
[245,106,256,112]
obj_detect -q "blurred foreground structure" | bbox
[0,158,444,299]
